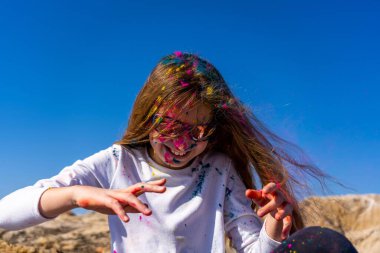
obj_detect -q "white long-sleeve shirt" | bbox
[0,144,281,253]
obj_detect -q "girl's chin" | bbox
[161,145,193,167]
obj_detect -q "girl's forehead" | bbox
[158,103,212,124]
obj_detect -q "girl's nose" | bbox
[172,134,193,151]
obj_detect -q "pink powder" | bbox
[180,80,190,87]
[164,152,172,163]
[173,137,185,150]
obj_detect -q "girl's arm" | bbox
[0,148,111,230]
[246,183,293,241]
[38,179,166,221]
[224,165,282,253]
[0,179,166,231]
[0,146,167,230]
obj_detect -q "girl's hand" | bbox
[245,182,293,240]
[72,178,166,222]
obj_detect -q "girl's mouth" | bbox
[164,145,191,159]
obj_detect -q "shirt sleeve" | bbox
[0,146,117,231]
[224,165,281,253]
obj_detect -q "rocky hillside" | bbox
[300,194,380,252]
[1,194,379,252]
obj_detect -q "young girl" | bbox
[0,52,357,253]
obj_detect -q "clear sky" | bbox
[1,0,379,199]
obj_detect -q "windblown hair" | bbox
[115,52,330,233]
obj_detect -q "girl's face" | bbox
[148,103,212,169]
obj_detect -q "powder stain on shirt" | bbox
[215,167,222,175]
[112,147,120,161]
[192,162,211,197]
[225,187,232,197]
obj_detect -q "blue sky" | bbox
[1,0,379,199]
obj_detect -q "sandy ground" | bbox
[1,194,379,252]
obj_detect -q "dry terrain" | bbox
[1,194,379,252]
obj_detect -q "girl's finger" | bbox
[245,189,267,206]
[281,215,292,240]
[113,192,152,216]
[257,193,284,217]
[274,202,293,220]
[262,182,277,195]
[123,183,166,196]
[123,203,148,213]
[127,196,152,215]
[245,189,262,200]
[105,198,130,222]
[146,178,167,186]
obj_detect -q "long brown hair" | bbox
[115,52,330,233]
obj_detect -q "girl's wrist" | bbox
[265,214,283,242]
[69,185,81,208]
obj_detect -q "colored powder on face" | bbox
[164,152,172,163]
[158,136,166,143]
[166,110,175,118]
[173,137,186,150]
